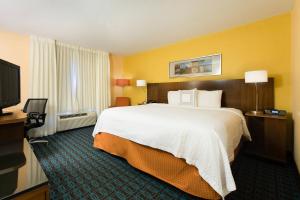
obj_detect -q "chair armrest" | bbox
[28,112,40,119]
[27,112,47,126]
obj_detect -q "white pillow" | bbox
[197,90,222,108]
[167,91,180,105]
[179,89,197,107]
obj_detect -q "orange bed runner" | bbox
[93,133,221,200]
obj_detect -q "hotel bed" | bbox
[93,79,274,199]
[93,104,250,199]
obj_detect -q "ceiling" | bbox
[0,0,294,55]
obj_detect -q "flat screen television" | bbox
[0,59,20,116]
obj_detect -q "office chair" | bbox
[23,98,48,144]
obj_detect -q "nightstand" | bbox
[244,112,292,163]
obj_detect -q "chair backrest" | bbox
[23,98,48,114]
[115,97,131,107]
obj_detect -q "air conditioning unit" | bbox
[57,112,97,132]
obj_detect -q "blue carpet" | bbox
[32,126,300,200]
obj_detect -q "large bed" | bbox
[93,79,274,199]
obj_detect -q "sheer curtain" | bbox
[29,37,110,137]
[56,42,111,115]
[96,51,111,113]
[28,36,58,137]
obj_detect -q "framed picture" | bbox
[169,54,222,78]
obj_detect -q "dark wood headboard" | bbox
[147,78,274,113]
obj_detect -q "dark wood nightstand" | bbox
[244,112,293,163]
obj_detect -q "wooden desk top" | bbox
[0,110,27,125]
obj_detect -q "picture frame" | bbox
[169,54,222,78]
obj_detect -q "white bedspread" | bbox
[93,104,250,198]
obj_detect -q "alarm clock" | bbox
[264,109,287,116]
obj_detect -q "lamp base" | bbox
[248,110,264,115]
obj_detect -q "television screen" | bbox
[0,59,20,112]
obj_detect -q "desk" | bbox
[0,110,27,156]
[0,111,27,125]
[0,139,49,200]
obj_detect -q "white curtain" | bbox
[96,51,111,113]
[29,36,57,137]
[29,37,111,137]
[56,43,111,115]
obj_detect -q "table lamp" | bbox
[136,80,146,87]
[136,80,147,104]
[245,70,268,115]
[116,79,130,87]
[115,79,131,106]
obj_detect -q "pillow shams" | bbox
[179,89,197,107]
[168,91,180,105]
[197,90,222,108]
[168,89,197,107]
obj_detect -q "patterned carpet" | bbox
[32,126,300,200]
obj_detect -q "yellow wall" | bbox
[123,13,292,109]
[0,30,29,110]
[292,0,300,172]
